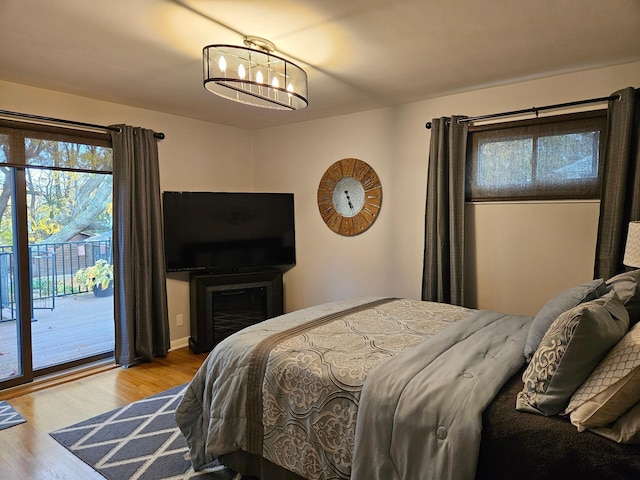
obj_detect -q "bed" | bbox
[176,270,640,480]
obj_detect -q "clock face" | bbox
[317,158,382,236]
[333,177,365,217]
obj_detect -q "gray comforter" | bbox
[351,308,532,480]
[176,296,532,480]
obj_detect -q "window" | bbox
[0,119,114,389]
[466,111,607,201]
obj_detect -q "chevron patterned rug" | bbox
[0,400,26,430]
[50,384,242,480]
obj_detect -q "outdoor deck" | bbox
[0,293,114,380]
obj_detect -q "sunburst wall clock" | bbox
[317,158,383,236]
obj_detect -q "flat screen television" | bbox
[162,191,296,273]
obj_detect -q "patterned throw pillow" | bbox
[516,291,629,416]
[564,321,640,431]
[524,279,608,361]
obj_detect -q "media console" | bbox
[188,269,283,353]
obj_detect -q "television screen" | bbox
[162,191,296,273]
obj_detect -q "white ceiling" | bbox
[1,0,639,130]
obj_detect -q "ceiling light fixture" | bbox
[203,36,308,111]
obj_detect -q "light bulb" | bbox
[256,70,264,83]
[272,77,279,89]
[238,64,246,79]
[218,56,227,72]
[287,83,294,105]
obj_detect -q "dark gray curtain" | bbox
[422,116,469,306]
[594,87,640,279]
[110,125,170,366]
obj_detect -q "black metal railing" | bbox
[0,239,112,321]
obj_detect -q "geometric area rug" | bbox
[0,400,26,430]
[50,384,241,480]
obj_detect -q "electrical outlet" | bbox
[176,313,184,326]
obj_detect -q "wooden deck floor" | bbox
[0,293,114,380]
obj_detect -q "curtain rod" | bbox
[424,94,619,129]
[0,109,165,139]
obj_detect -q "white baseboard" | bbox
[170,336,190,351]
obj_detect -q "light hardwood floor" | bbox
[0,347,208,480]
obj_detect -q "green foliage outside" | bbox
[0,134,113,303]
[477,132,598,188]
[0,136,113,245]
[73,259,114,291]
[31,277,80,298]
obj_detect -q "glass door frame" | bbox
[0,138,34,389]
[0,123,115,390]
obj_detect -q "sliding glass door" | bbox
[0,123,115,389]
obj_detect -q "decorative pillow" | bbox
[516,291,629,416]
[589,401,640,444]
[524,278,608,361]
[606,269,640,327]
[564,321,640,431]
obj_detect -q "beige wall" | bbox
[1,60,639,348]
[253,61,640,316]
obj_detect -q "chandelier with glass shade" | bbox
[203,36,308,110]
